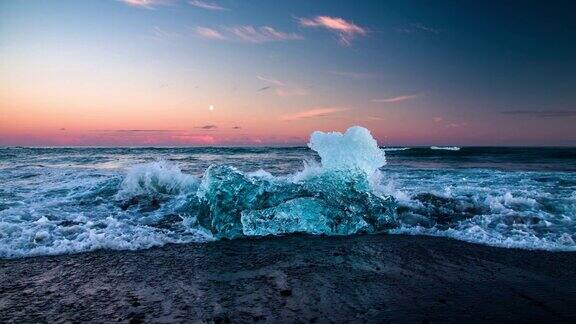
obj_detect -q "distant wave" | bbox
[430,146,461,151]
[383,147,411,152]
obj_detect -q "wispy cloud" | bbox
[501,110,576,118]
[90,129,184,136]
[227,26,303,43]
[297,16,367,46]
[362,116,384,121]
[372,93,421,103]
[149,26,180,41]
[396,23,441,34]
[281,107,349,121]
[257,76,308,97]
[118,0,170,9]
[445,122,468,128]
[256,76,284,86]
[188,0,227,11]
[91,129,182,133]
[329,70,377,79]
[195,26,302,43]
[195,27,227,40]
[195,125,218,130]
[274,87,308,97]
[431,118,468,128]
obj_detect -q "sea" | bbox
[1,128,575,258]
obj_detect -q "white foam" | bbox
[117,161,198,197]
[247,169,275,180]
[384,167,576,251]
[289,159,322,183]
[0,215,212,259]
[384,147,411,152]
[430,146,461,151]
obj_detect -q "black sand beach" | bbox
[1,234,575,323]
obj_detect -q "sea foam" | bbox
[118,160,198,197]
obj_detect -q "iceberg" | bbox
[308,126,386,176]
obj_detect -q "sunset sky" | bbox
[1,0,575,146]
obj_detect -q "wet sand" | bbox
[1,234,576,323]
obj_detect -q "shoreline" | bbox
[2,234,576,322]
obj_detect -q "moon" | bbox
[209,105,215,111]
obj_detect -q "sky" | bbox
[1,0,575,146]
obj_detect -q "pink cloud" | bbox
[274,87,308,97]
[195,27,227,40]
[372,93,421,103]
[298,16,367,45]
[188,0,227,11]
[281,107,349,121]
[170,134,216,144]
[195,26,302,43]
[227,26,303,43]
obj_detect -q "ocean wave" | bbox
[1,127,575,258]
[430,146,461,151]
[383,147,411,152]
[381,168,576,251]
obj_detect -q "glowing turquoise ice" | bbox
[194,126,396,238]
[118,126,396,238]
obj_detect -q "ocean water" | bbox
[1,127,575,258]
